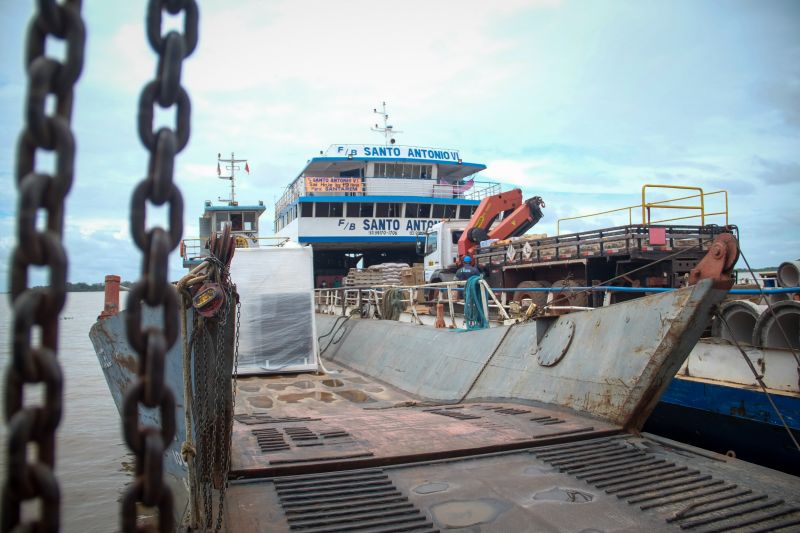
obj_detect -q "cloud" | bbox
[754,156,800,185]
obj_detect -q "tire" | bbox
[513,280,551,308]
[551,279,588,307]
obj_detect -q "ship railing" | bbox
[314,282,800,328]
[180,236,291,263]
[293,180,501,201]
[556,184,728,235]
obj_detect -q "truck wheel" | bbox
[514,280,550,308]
[551,279,588,307]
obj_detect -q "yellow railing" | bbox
[556,184,728,234]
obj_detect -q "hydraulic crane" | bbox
[457,189,545,261]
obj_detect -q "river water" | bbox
[0,292,130,532]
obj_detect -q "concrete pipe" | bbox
[711,300,767,344]
[752,300,800,350]
[777,260,800,288]
[514,280,551,308]
[769,292,792,305]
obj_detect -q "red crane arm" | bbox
[457,189,546,260]
[457,189,522,258]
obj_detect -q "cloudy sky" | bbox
[1,0,798,290]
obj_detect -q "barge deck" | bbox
[226,364,800,532]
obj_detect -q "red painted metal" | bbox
[99,274,121,320]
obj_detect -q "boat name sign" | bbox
[302,217,437,237]
[328,144,461,162]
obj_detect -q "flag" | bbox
[217,162,220,176]
[245,162,250,174]
[453,178,475,194]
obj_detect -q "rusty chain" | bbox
[121,1,198,531]
[2,1,85,531]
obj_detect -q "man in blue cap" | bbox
[456,255,481,281]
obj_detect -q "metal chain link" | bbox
[2,1,85,531]
[122,1,198,531]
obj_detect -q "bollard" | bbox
[99,274,121,319]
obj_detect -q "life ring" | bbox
[234,235,249,248]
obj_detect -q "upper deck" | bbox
[274,144,499,245]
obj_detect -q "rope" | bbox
[318,312,356,354]
[716,312,800,452]
[464,276,489,330]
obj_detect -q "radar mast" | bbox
[371,102,403,146]
[217,152,248,205]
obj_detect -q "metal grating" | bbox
[254,427,356,452]
[531,415,566,425]
[482,406,532,415]
[284,427,355,447]
[532,437,800,531]
[236,414,322,425]
[273,469,438,532]
[253,427,290,452]
[425,409,481,420]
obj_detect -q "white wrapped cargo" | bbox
[229,246,318,374]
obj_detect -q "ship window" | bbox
[443,205,457,218]
[458,205,475,220]
[432,205,444,218]
[376,203,401,217]
[301,203,313,217]
[316,202,343,217]
[216,213,229,230]
[346,202,373,217]
[406,203,431,218]
[230,213,243,231]
[244,212,256,230]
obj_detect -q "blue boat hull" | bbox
[646,376,800,476]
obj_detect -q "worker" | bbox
[456,256,481,280]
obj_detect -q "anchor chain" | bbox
[121,1,198,531]
[2,1,85,531]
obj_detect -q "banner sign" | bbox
[305,176,363,193]
[325,144,461,162]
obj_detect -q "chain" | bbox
[2,2,85,531]
[121,1,198,531]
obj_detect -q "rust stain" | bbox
[115,354,138,374]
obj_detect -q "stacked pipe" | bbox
[718,260,800,349]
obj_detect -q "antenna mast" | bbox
[217,152,247,205]
[371,101,402,146]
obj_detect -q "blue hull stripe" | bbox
[661,377,799,430]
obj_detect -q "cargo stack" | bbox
[344,262,410,286]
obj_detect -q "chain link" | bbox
[2,1,84,531]
[122,1,198,531]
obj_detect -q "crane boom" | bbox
[456,188,545,260]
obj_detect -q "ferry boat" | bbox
[273,104,499,287]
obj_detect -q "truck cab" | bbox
[416,220,468,283]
